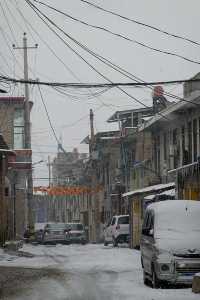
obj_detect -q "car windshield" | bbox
[67,224,83,231]
[46,223,67,230]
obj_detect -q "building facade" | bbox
[0,97,33,239]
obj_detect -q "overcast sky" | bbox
[1,0,200,185]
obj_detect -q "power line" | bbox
[37,84,60,145]
[79,0,200,47]
[2,73,200,88]
[25,0,150,88]
[24,0,200,111]
[11,0,81,82]
[23,0,200,120]
[19,0,180,110]
[12,0,113,108]
[6,0,195,116]
[25,0,172,123]
[33,0,200,66]
[0,2,18,45]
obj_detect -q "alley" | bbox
[0,244,198,300]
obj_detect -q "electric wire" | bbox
[26,1,171,122]
[12,0,81,82]
[79,0,200,47]
[0,2,18,45]
[38,84,60,145]
[0,1,198,118]
[13,0,112,108]
[10,0,198,112]
[24,1,200,110]
[33,0,200,66]
[2,73,200,89]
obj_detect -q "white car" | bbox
[104,215,129,247]
[141,200,200,288]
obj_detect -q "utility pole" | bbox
[47,156,52,188]
[13,33,38,229]
[89,109,94,154]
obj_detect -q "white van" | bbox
[104,215,129,247]
[141,200,200,288]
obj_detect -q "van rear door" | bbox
[117,216,129,235]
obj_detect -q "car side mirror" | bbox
[142,228,149,235]
[142,228,154,237]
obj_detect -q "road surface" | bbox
[0,244,198,299]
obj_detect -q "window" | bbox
[5,187,9,197]
[188,122,192,163]
[193,119,197,161]
[163,132,167,161]
[173,129,179,168]
[118,216,129,225]
[111,217,116,226]
[142,212,150,230]
[14,109,24,149]
[182,126,186,165]
[148,213,154,231]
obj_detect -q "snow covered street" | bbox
[0,244,199,300]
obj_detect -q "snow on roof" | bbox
[107,107,153,123]
[141,116,153,122]
[143,188,175,202]
[122,182,175,198]
[148,199,200,213]
[159,188,175,196]
[143,194,156,201]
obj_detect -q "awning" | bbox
[122,182,175,198]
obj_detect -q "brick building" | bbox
[0,97,33,239]
[0,134,16,245]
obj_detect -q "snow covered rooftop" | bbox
[159,188,175,196]
[122,182,175,198]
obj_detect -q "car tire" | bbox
[112,237,118,247]
[151,266,160,289]
[143,270,149,286]
[104,241,108,246]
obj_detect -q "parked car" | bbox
[65,223,87,244]
[42,223,68,244]
[104,215,129,247]
[34,223,46,244]
[141,200,200,288]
